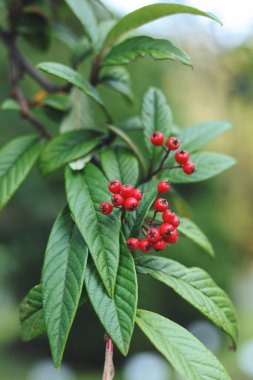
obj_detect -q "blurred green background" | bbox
[0,1,253,379]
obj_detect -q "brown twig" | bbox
[102,335,115,380]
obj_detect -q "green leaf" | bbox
[39,130,102,175]
[20,284,46,341]
[100,67,134,103]
[135,257,239,345]
[104,4,222,47]
[107,125,146,175]
[42,208,88,368]
[64,0,98,47]
[42,94,71,111]
[0,135,44,210]
[100,147,139,186]
[102,36,192,67]
[85,236,137,355]
[37,62,103,106]
[65,163,121,296]
[136,310,231,380]
[1,98,20,111]
[141,87,172,169]
[122,116,143,131]
[179,121,232,152]
[178,217,214,256]
[164,152,236,183]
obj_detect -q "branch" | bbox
[102,335,115,380]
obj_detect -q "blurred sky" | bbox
[102,0,253,48]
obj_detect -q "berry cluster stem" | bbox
[149,148,171,179]
[102,335,115,380]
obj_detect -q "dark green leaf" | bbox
[136,310,231,380]
[100,67,134,103]
[39,130,102,175]
[100,147,139,186]
[85,236,137,355]
[102,36,192,67]
[65,163,121,296]
[104,4,222,47]
[71,38,92,68]
[136,256,239,345]
[42,94,71,111]
[0,135,44,210]
[42,208,88,368]
[121,116,143,131]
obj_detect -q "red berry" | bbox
[167,137,180,150]
[150,131,164,146]
[111,193,124,207]
[121,184,133,197]
[162,209,175,223]
[171,215,180,228]
[154,198,169,212]
[99,202,113,215]
[108,180,121,194]
[152,238,167,251]
[131,188,143,201]
[165,229,178,244]
[139,239,153,252]
[146,228,160,243]
[126,238,139,252]
[175,150,190,165]
[183,162,196,175]
[124,197,139,212]
[160,223,174,238]
[157,180,171,193]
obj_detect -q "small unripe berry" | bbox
[167,137,180,150]
[165,229,178,244]
[126,238,139,252]
[124,197,138,211]
[121,184,133,197]
[154,198,169,212]
[175,150,190,165]
[146,228,160,243]
[150,131,164,146]
[111,193,124,207]
[157,180,171,193]
[171,215,180,228]
[99,202,113,215]
[162,209,175,223]
[160,223,174,237]
[152,238,167,251]
[139,239,152,252]
[131,188,143,201]
[183,162,196,175]
[108,179,121,194]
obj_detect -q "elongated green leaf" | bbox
[104,4,221,47]
[100,67,134,103]
[164,152,236,183]
[37,62,103,106]
[20,284,46,341]
[65,0,98,46]
[42,208,88,368]
[42,94,71,111]
[39,130,102,175]
[136,310,231,380]
[1,98,20,111]
[122,116,143,131]
[85,236,137,355]
[179,121,232,152]
[178,217,214,256]
[102,36,192,67]
[100,147,139,186]
[0,135,44,210]
[65,163,121,296]
[141,88,172,169]
[135,256,239,345]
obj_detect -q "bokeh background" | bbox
[0,0,253,379]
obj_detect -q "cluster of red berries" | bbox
[126,180,180,253]
[99,180,143,215]
[150,132,196,175]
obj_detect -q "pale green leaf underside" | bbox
[37,62,103,106]
[100,147,139,186]
[65,163,121,296]
[100,67,134,103]
[42,208,88,368]
[135,256,239,344]
[102,36,192,67]
[136,309,231,380]
[0,135,44,210]
[39,130,102,175]
[85,236,137,355]
[104,3,222,46]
